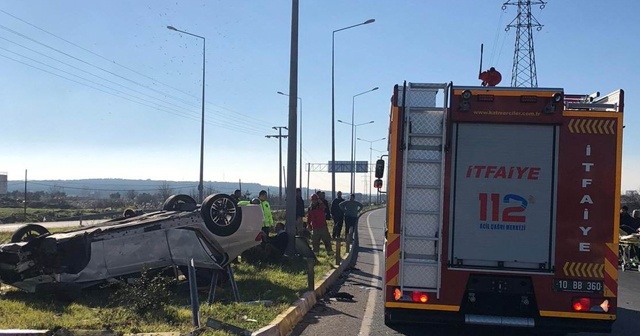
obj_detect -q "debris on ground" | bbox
[331,292,355,302]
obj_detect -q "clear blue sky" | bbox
[1,0,638,195]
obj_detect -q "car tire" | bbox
[123,208,138,218]
[201,193,242,237]
[162,194,198,212]
[11,224,51,243]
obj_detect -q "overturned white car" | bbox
[0,194,264,292]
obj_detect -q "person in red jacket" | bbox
[307,194,334,256]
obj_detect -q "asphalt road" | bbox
[291,208,640,336]
[0,219,107,232]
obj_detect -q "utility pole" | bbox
[285,0,299,256]
[23,169,27,221]
[266,126,288,205]
[503,0,546,87]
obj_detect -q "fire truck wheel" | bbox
[11,224,50,243]
[384,310,395,326]
[201,193,242,237]
[162,194,198,212]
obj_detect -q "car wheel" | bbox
[11,224,51,243]
[123,208,138,218]
[201,194,242,237]
[162,194,198,212]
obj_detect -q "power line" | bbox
[0,9,274,126]
[8,181,198,192]
[0,50,265,136]
[0,25,269,135]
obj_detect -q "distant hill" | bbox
[6,178,294,199]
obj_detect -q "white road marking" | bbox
[358,210,380,336]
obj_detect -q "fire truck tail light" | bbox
[411,291,429,303]
[393,288,402,301]
[571,298,611,312]
[572,298,591,311]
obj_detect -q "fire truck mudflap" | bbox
[382,82,623,333]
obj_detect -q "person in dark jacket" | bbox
[620,206,639,234]
[317,191,331,220]
[264,223,288,260]
[331,191,345,239]
[243,223,289,263]
[340,194,363,241]
[231,189,243,202]
[295,188,306,235]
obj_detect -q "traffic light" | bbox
[374,179,383,189]
[375,159,385,178]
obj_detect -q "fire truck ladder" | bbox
[399,82,449,299]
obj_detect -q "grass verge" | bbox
[0,225,349,334]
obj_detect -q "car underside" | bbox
[0,193,263,292]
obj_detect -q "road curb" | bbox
[252,245,355,336]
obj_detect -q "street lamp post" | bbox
[350,87,378,195]
[357,137,386,205]
[167,25,206,203]
[277,91,303,189]
[331,19,375,201]
[338,119,374,194]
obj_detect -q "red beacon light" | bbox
[477,44,502,87]
[479,67,502,87]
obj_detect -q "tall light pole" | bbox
[351,87,378,195]
[266,126,288,205]
[338,119,374,194]
[357,137,386,205]
[331,18,375,201]
[277,91,303,189]
[167,25,206,203]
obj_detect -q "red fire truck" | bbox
[379,82,624,333]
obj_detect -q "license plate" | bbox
[553,279,603,294]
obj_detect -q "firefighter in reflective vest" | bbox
[258,190,274,234]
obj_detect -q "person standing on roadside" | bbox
[340,194,363,241]
[331,191,345,239]
[258,190,274,235]
[318,191,331,221]
[231,189,243,203]
[295,188,307,236]
[307,194,334,255]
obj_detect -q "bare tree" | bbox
[157,181,174,201]
[622,190,640,210]
[204,185,219,197]
[126,189,137,201]
[189,188,198,200]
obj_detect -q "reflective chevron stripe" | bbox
[385,233,400,286]
[567,119,616,134]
